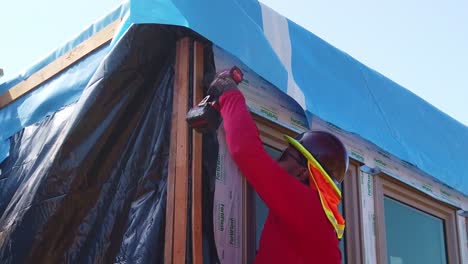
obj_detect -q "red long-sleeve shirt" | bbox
[219,90,341,264]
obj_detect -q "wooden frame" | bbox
[253,113,299,149]
[191,41,205,264]
[246,115,364,264]
[342,161,365,264]
[0,19,121,109]
[374,174,461,264]
[164,37,191,264]
[165,38,205,264]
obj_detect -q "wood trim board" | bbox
[164,37,191,264]
[343,161,365,264]
[191,41,204,264]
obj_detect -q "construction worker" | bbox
[209,70,348,263]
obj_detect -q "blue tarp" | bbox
[1,0,467,195]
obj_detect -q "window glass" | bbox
[384,196,448,264]
[254,145,280,250]
[254,191,268,250]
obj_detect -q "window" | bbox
[254,145,281,251]
[374,174,461,264]
[246,115,363,263]
[384,197,447,264]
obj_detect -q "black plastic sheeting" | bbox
[200,49,221,264]
[0,24,177,263]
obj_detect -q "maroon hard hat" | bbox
[294,131,349,183]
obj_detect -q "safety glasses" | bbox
[279,148,342,187]
[278,148,307,167]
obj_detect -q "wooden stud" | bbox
[374,175,388,264]
[191,41,204,264]
[164,37,191,264]
[164,79,179,263]
[172,37,191,264]
[343,162,365,264]
[0,19,121,109]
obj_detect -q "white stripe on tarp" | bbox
[260,3,306,109]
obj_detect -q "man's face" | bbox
[277,146,343,187]
[277,147,309,184]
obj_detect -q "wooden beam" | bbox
[0,19,121,109]
[164,37,191,264]
[164,82,179,263]
[191,41,204,264]
[343,162,365,264]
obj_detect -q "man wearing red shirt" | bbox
[209,70,348,264]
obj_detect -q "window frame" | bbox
[374,173,461,264]
[342,160,365,264]
[244,114,364,263]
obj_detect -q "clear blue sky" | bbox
[1,0,467,126]
[0,0,122,78]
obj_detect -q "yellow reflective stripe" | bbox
[307,161,344,239]
[336,227,344,239]
[284,135,342,197]
[316,189,345,239]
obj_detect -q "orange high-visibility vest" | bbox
[285,135,345,239]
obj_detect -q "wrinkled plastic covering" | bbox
[0,46,110,163]
[0,24,176,263]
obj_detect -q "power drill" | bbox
[186,66,244,133]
